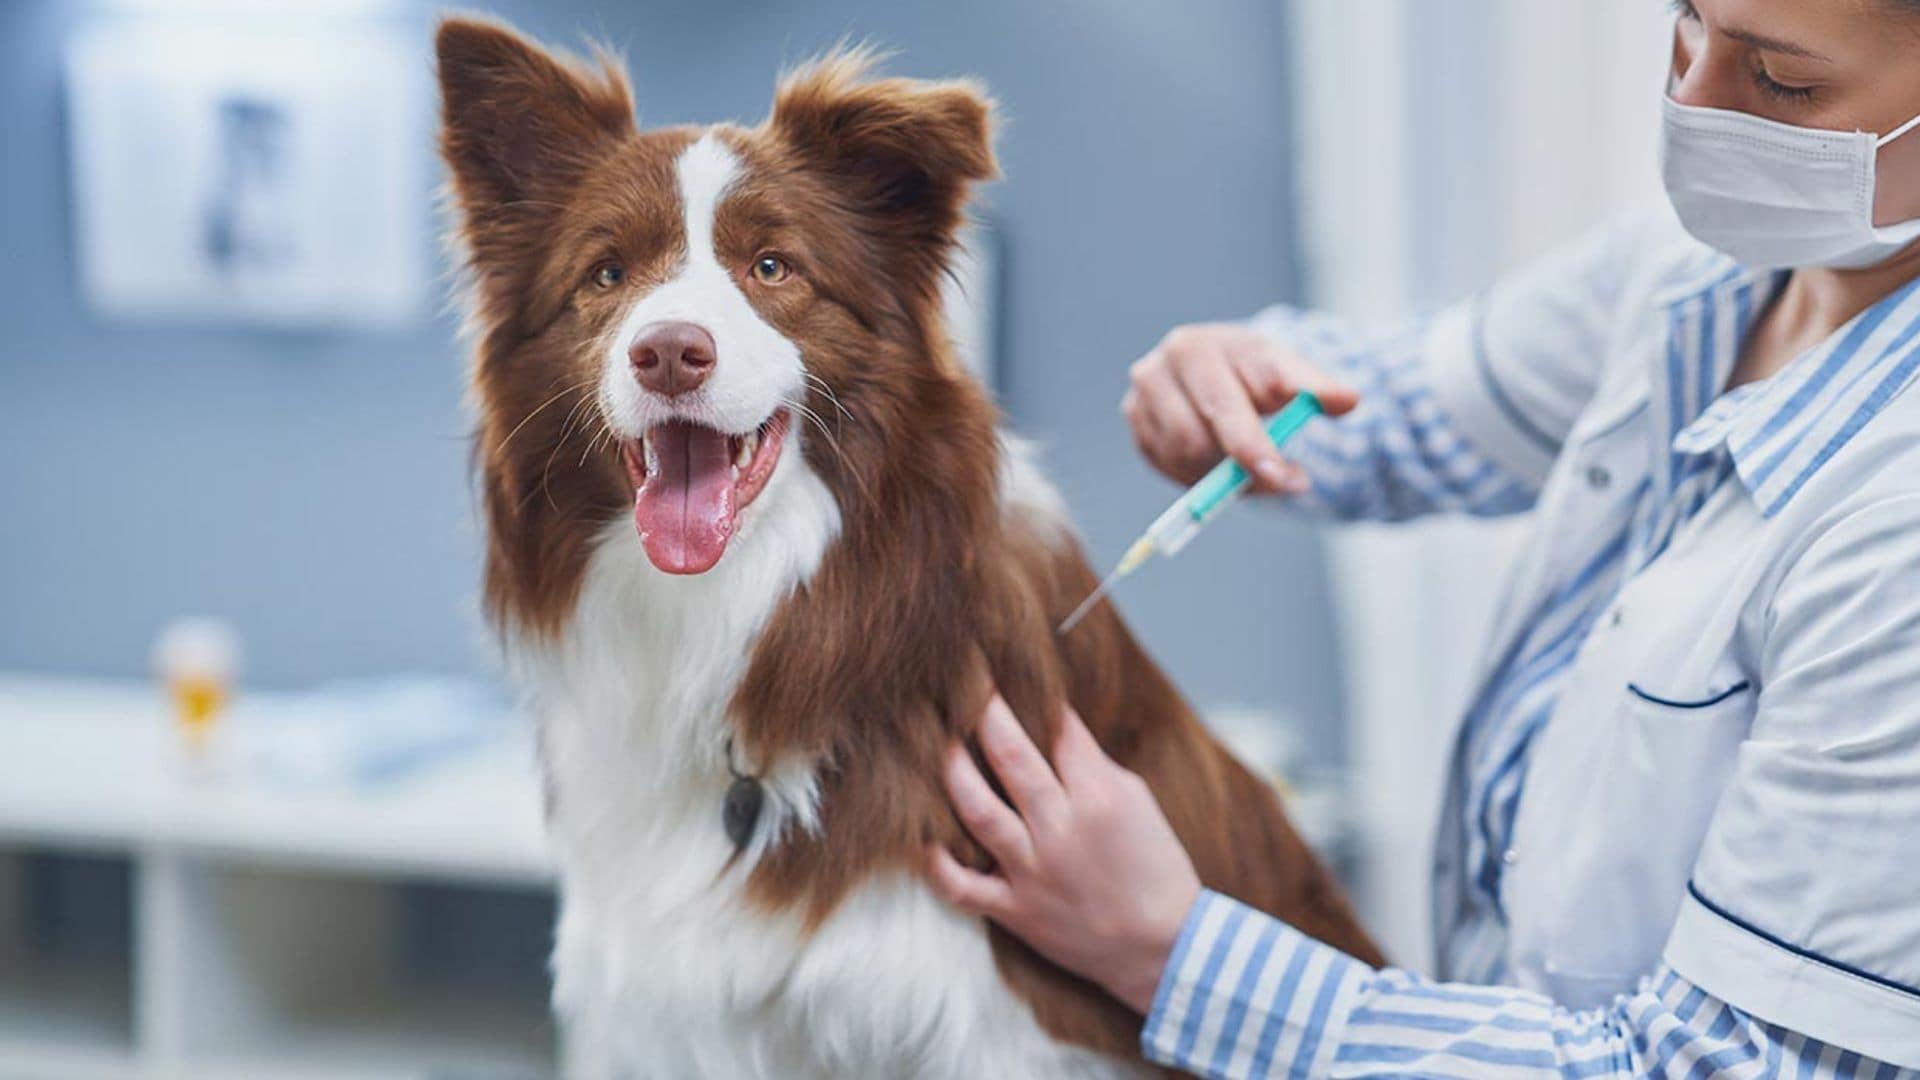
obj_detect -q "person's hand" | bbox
[1122,323,1360,494]
[926,694,1201,1015]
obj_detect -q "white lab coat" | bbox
[1405,207,1920,1066]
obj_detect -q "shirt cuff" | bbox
[1142,890,1369,1079]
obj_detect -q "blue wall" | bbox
[0,1,1348,757]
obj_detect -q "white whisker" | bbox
[780,393,873,508]
[498,376,597,455]
[529,391,604,514]
[803,371,855,425]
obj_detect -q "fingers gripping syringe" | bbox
[1057,392,1324,635]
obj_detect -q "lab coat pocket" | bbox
[1625,681,1751,709]
[1610,681,1752,780]
[1537,682,1755,993]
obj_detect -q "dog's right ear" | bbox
[436,16,632,211]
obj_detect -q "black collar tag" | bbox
[723,775,764,851]
[721,738,764,851]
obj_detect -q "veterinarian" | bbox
[929,1,1920,1075]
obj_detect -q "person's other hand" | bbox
[926,693,1201,1015]
[1122,323,1360,494]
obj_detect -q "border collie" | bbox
[435,17,1379,1077]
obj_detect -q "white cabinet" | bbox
[0,676,558,1080]
[0,675,1352,1079]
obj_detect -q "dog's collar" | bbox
[722,738,764,852]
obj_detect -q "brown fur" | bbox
[437,15,1381,1066]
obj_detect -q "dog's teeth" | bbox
[736,432,758,468]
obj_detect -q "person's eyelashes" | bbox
[1750,64,1817,104]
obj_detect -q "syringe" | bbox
[1057,391,1324,635]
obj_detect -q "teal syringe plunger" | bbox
[1058,391,1324,635]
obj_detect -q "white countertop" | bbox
[0,674,552,885]
[0,672,1350,882]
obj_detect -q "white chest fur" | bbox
[512,448,1137,1079]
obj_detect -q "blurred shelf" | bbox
[0,1043,140,1080]
[0,673,562,1079]
[197,980,555,1080]
[0,956,136,1079]
[0,846,137,1079]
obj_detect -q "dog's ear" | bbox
[436,15,632,211]
[770,49,998,294]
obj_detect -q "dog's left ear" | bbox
[771,50,997,293]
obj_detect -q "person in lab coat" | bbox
[928,1,1920,1075]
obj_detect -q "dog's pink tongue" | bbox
[634,421,735,575]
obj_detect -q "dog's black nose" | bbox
[629,321,716,398]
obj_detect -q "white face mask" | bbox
[1661,95,1920,271]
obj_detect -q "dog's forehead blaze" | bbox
[540,126,805,308]
[683,127,820,269]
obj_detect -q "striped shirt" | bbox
[1141,230,1920,1077]
[1146,891,1915,1079]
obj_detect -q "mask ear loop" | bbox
[1876,112,1920,149]
[1868,112,1920,238]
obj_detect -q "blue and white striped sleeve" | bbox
[1249,205,1687,522]
[1247,305,1536,522]
[1142,891,1911,1080]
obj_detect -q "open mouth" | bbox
[621,410,791,575]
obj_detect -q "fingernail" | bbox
[1256,460,1288,488]
[1284,471,1312,497]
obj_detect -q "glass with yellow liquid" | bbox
[152,618,241,757]
[168,672,230,749]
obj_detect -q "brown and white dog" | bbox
[435,16,1379,1077]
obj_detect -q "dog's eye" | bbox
[590,263,625,289]
[750,254,791,285]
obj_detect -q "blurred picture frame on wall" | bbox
[65,18,427,330]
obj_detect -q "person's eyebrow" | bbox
[1721,25,1831,62]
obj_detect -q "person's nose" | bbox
[628,321,717,398]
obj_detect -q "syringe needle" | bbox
[1057,571,1121,635]
[1057,537,1157,635]
[1055,395,1326,638]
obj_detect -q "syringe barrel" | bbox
[1146,499,1206,557]
[1152,391,1324,559]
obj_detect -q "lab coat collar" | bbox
[1660,258,1920,518]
